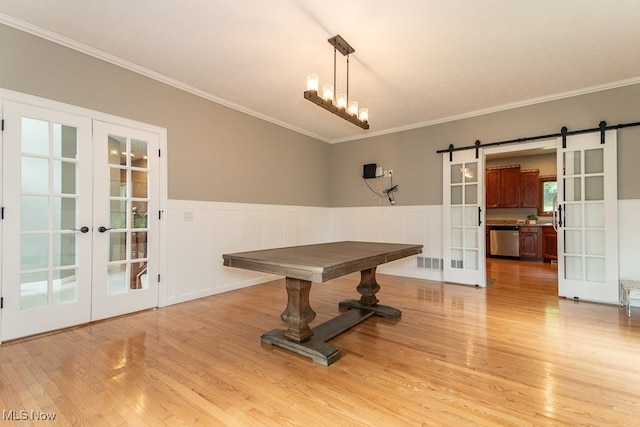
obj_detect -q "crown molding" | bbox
[0,14,330,143]
[330,76,640,144]
[3,14,639,145]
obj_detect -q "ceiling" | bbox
[1,1,640,143]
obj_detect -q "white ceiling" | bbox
[1,0,640,143]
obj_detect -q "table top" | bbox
[222,241,423,282]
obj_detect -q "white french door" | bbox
[556,131,618,303]
[91,121,160,321]
[1,101,93,340]
[1,99,162,341]
[443,149,486,286]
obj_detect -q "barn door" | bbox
[556,130,618,303]
[443,149,486,286]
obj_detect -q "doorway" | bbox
[484,140,559,293]
[1,93,167,341]
[483,131,619,304]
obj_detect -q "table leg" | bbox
[280,277,316,343]
[356,267,380,306]
[262,276,380,365]
[339,267,402,319]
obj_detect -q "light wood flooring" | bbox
[1,259,639,426]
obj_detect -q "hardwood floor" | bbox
[1,259,639,426]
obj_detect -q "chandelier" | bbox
[304,35,369,130]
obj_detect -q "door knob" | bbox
[98,226,112,233]
[72,226,90,233]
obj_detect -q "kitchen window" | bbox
[539,176,557,216]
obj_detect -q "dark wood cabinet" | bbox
[519,170,539,208]
[501,167,520,208]
[486,166,541,209]
[486,166,520,208]
[542,226,558,262]
[486,169,501,208]
[519,226,541,260]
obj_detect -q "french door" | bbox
[1,100,161,341]
[556,131,618,303]
[91,121,160,321]
[443,149,486,286]
[2,102,93,340]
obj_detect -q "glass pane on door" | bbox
[585,176,604,200]
[584,149,603,173]
[21,117,49,155]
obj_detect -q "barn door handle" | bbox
[557,205,563,228]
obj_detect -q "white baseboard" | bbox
[165,274,280,306]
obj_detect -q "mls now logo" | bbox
[3,410,57,421]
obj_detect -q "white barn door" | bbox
[443,149,486,287]
[556,130,618,303]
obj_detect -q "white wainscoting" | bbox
[329,205,444,281]
[165,201,444,306]
[618,200,640,307]
[166,199,640,308]
[165,201,332,306]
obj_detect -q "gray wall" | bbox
[0,23,330,207]
[329,84,640,206]
[2,23,639,209]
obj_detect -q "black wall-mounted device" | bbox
[363,163,377,179]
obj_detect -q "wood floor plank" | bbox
[1,258,639,425]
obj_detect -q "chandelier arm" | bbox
[346,55,350,104]
[333,47,337,101]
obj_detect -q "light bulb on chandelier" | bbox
[322,84,334,102]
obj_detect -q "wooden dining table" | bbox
[222,241,423,365]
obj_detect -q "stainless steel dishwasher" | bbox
[489,225,520,258]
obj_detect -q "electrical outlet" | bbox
[383,170,388,177]
[388,170,393,177]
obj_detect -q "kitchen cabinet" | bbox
[486,166,520,208]
[485,169,501,208]
[542,226,557,262]
[519,226,541,261]
[519,170,539,208]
